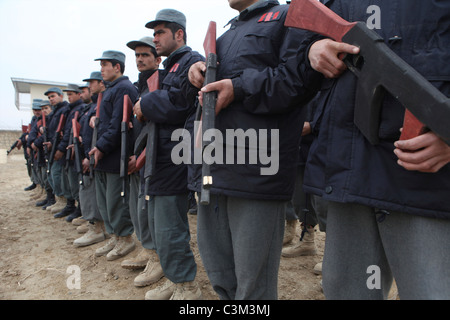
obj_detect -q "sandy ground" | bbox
[0,154,327,300]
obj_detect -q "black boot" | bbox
[65,204,82,222]
[41,192,56,209]
[54,199,76,218]
[24,183,36,191]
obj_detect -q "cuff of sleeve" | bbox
[231,77,245,102]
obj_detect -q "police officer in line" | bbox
[89,50,139,261]
[73,72,108,248]
[120,36,162,284]
[133,9,204,300]
[44,87,70,215]
[186,0,322,299]
[53,84,85,221]
[32,100,55,209]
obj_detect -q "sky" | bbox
[0,0,239,130]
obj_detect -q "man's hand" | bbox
[394,131,450,173]
[302,122,312,136]
[128,155,137,175]
[133,98,146,123]
[89,116,96,129]
[54,150,64,161]
[188,61,207,89]
[308,39,360,78]
[88,147,103,168]
[67,144,74,160]
[43,141,52,151]
[82,158,90,173]
[199,79,234,115]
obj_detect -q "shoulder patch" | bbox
[169,63,180,73]
[258,11,281,23]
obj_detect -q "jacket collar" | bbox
[162,45,191,70]
[106,75,129,88]
[69,98,83,109]
[225,0,279,26]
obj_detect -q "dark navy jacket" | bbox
[95,76,138,174]
[26,115,42,166]
[130,69,158,192]
[304,0,450,219]
[46,101,70,164]
[140,46,204,196]
[33,112,53,166]
[58,99,85,153]
[80,94,100,159]
[185,0,322,201]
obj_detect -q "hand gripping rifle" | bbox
[199,21,217,205]
[72,114,84,187]
[120,94,133,203]
[89,92,102,178]
[285,0,450,145]
[134,71,159,209]
[65,111,79,174]
[42,112,49,166]
[47,114,66,174]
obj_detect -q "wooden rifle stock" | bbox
[89,92,102,177]
[120,94,133,203]
[72,114,84,187]
[47,114,66,174]
[285,0,450,145]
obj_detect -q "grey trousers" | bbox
[197,195,286,300]
[40,166,52,193]
[79,174,102,222]
[66,165,79,202]
[147,193,196,283]
[95,171,133,236]
[323,201,450,299]
[129,174,154,249]
[48,161,64,197]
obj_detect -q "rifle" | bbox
[285,0,450,145]
[134,70,159,209]
[42,112,49,166]
[89,92,102,177]
[199,21,218,205]
[65,111,79,174]
[72,114,84,187]
[47,114,66,174]
[7,140,19,155]
[120,94,133,203]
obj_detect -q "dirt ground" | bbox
[0,153,327,300]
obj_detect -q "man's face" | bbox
[153,24,180,57]
[135,45,160,72]
[32,109,42,117]
[66,91,80,104]
[80,87,91,103]
[41,105,51,116]
[47,92,63,106]
[100,60,119,82]
[88,80,103,94]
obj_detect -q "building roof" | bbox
[10,77,71,110]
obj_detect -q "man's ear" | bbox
[175,29,184,42]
